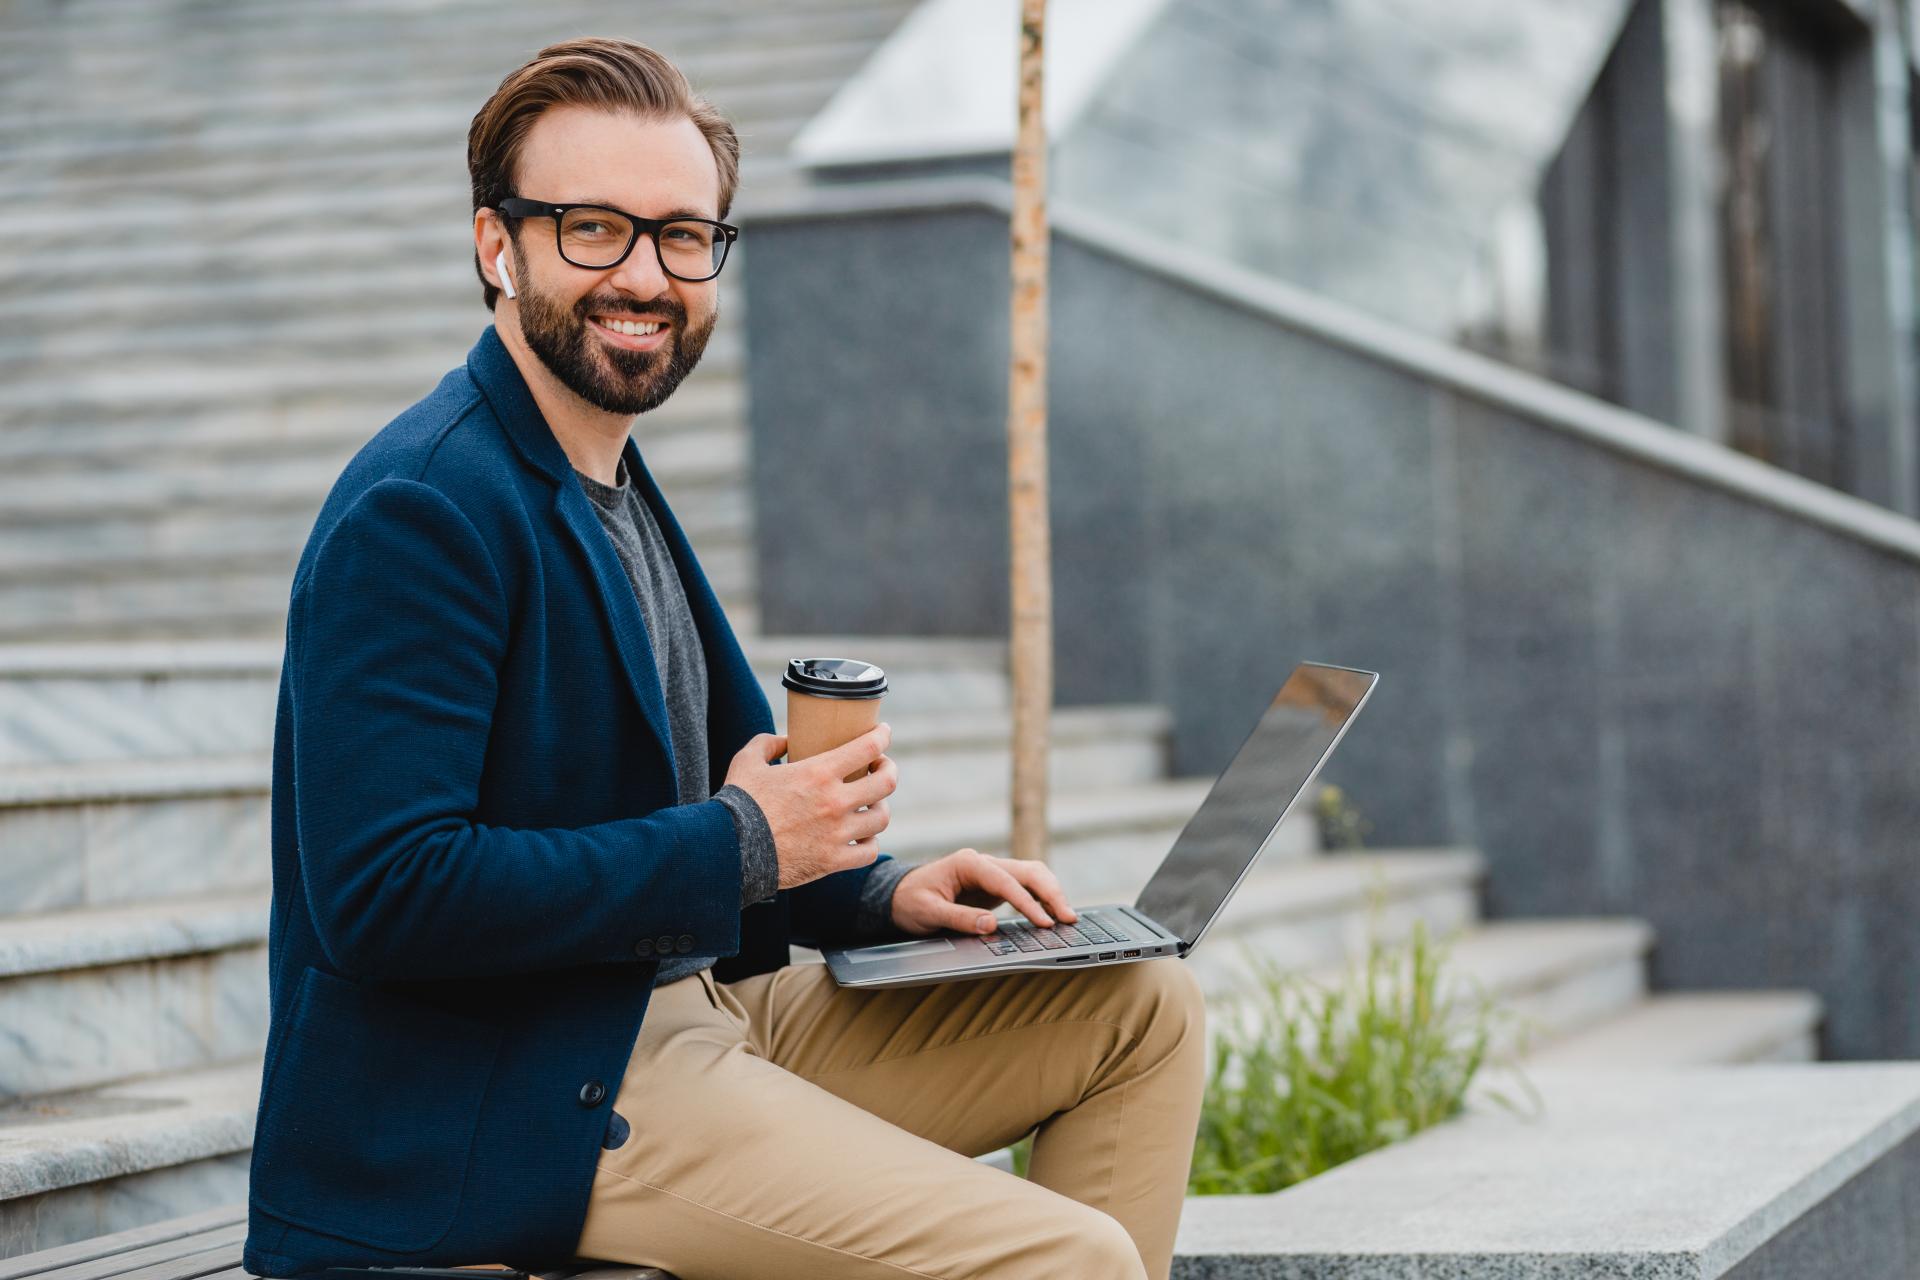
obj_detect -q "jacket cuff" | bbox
[852,855,917,939]
[714,783,780,907]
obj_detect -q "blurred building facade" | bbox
[0,0,1908,1257]
[796,0,1920,517]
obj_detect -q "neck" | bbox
[494,309,632,487]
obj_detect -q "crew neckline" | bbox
[574,455,630,504]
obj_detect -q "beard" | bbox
[512,241,717,416]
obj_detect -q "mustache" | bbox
[579,298,681,324]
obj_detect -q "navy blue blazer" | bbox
[242,324,893,1277]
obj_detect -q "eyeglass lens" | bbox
[558,208,726,277]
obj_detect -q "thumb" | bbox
[749,732,787,765]
[924,898,998,936]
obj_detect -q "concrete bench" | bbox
[0,1206,673,1280]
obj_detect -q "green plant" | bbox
[1314,783,1372,850]
[1006,888,1542,1191]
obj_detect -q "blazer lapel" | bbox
[464,323,772,788]
[549,473,681,779]
[619,435,776,788]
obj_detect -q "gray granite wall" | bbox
[740,188,1920,1061]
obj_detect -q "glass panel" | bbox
[659,220,723,276]
[559,207,635,268]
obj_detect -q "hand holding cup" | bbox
[723,722,897,890]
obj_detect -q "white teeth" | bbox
[601,318,663,337]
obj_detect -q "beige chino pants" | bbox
[570,954,1208,1280]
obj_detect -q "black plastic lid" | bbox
[780,657,888,699]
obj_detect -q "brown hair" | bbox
[467,36,741,311]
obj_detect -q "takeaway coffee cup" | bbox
[781,657,889,785]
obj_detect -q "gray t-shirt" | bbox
[574,454,912,986]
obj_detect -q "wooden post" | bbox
[1008,0,1052,865]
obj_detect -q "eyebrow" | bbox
[574,196,716,221]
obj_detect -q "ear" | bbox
[494,248,517,299]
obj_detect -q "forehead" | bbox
[515,104,720,219]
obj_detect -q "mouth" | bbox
[588,314,671,351]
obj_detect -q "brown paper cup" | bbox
[780,658,889,785]
[785,689,884,784]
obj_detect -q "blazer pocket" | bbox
[251,965,504,1253]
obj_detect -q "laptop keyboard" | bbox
[982,910,1135,957]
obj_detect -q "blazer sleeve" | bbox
[289,477,745,982]
[785,853,898,950]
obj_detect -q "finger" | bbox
[839,833,880,867]
[845,797,890,842]
[1003,859,1076,922]
[820,721,890,778]
[757,732,788,762]
[972,855,1054,928]
[846,753,898,806]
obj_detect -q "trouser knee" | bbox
[1064,1205,1150,1279]
[1104,956,1207,1054]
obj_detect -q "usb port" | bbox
[1122,949,1141,958]
[1099,951,1118,960]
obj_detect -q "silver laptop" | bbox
[823,661,1379,988]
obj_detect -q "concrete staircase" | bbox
[0,0,1826,1261]
[0,0,923,643]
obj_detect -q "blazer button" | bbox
[633,938,653,958]
[579,1080,607,1107]
[675,934,694,954]
[655,934,674,954]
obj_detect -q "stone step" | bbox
[0,458,751,580]
[1,847,1464,1102]
[0,345,750,431]
[0,755,269,918]
[0,568,758,647]
[0,0,904,45]
[1174,847,1485,997]
[0,34,885,144]
[0,634,1012,767]
[0,641,286,766]
[0,705,1176,916]
[1170,1064,1920,1276]
[1206,917,1656,1063]
[0,1059,258,1252]
[1515,989,1825,1068]
[0,375,749,468]
[3,79,841,182]
[0,447,745,527]
[0,893,268,1099]
[0,2,912,90]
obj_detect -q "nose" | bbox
[604,231,674,299]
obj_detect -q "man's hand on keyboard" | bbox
[888,849,1078,937]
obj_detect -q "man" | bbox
[244,36,1205,1280]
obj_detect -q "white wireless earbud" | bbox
[494,249,517,299]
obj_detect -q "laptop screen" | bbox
[1133,663,1377,948]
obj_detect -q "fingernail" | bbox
[977,916,994,931]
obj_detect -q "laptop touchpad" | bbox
[845,938,957,964]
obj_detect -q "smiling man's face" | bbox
[496,105,722,416]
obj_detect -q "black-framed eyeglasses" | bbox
[497,197,738,281]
